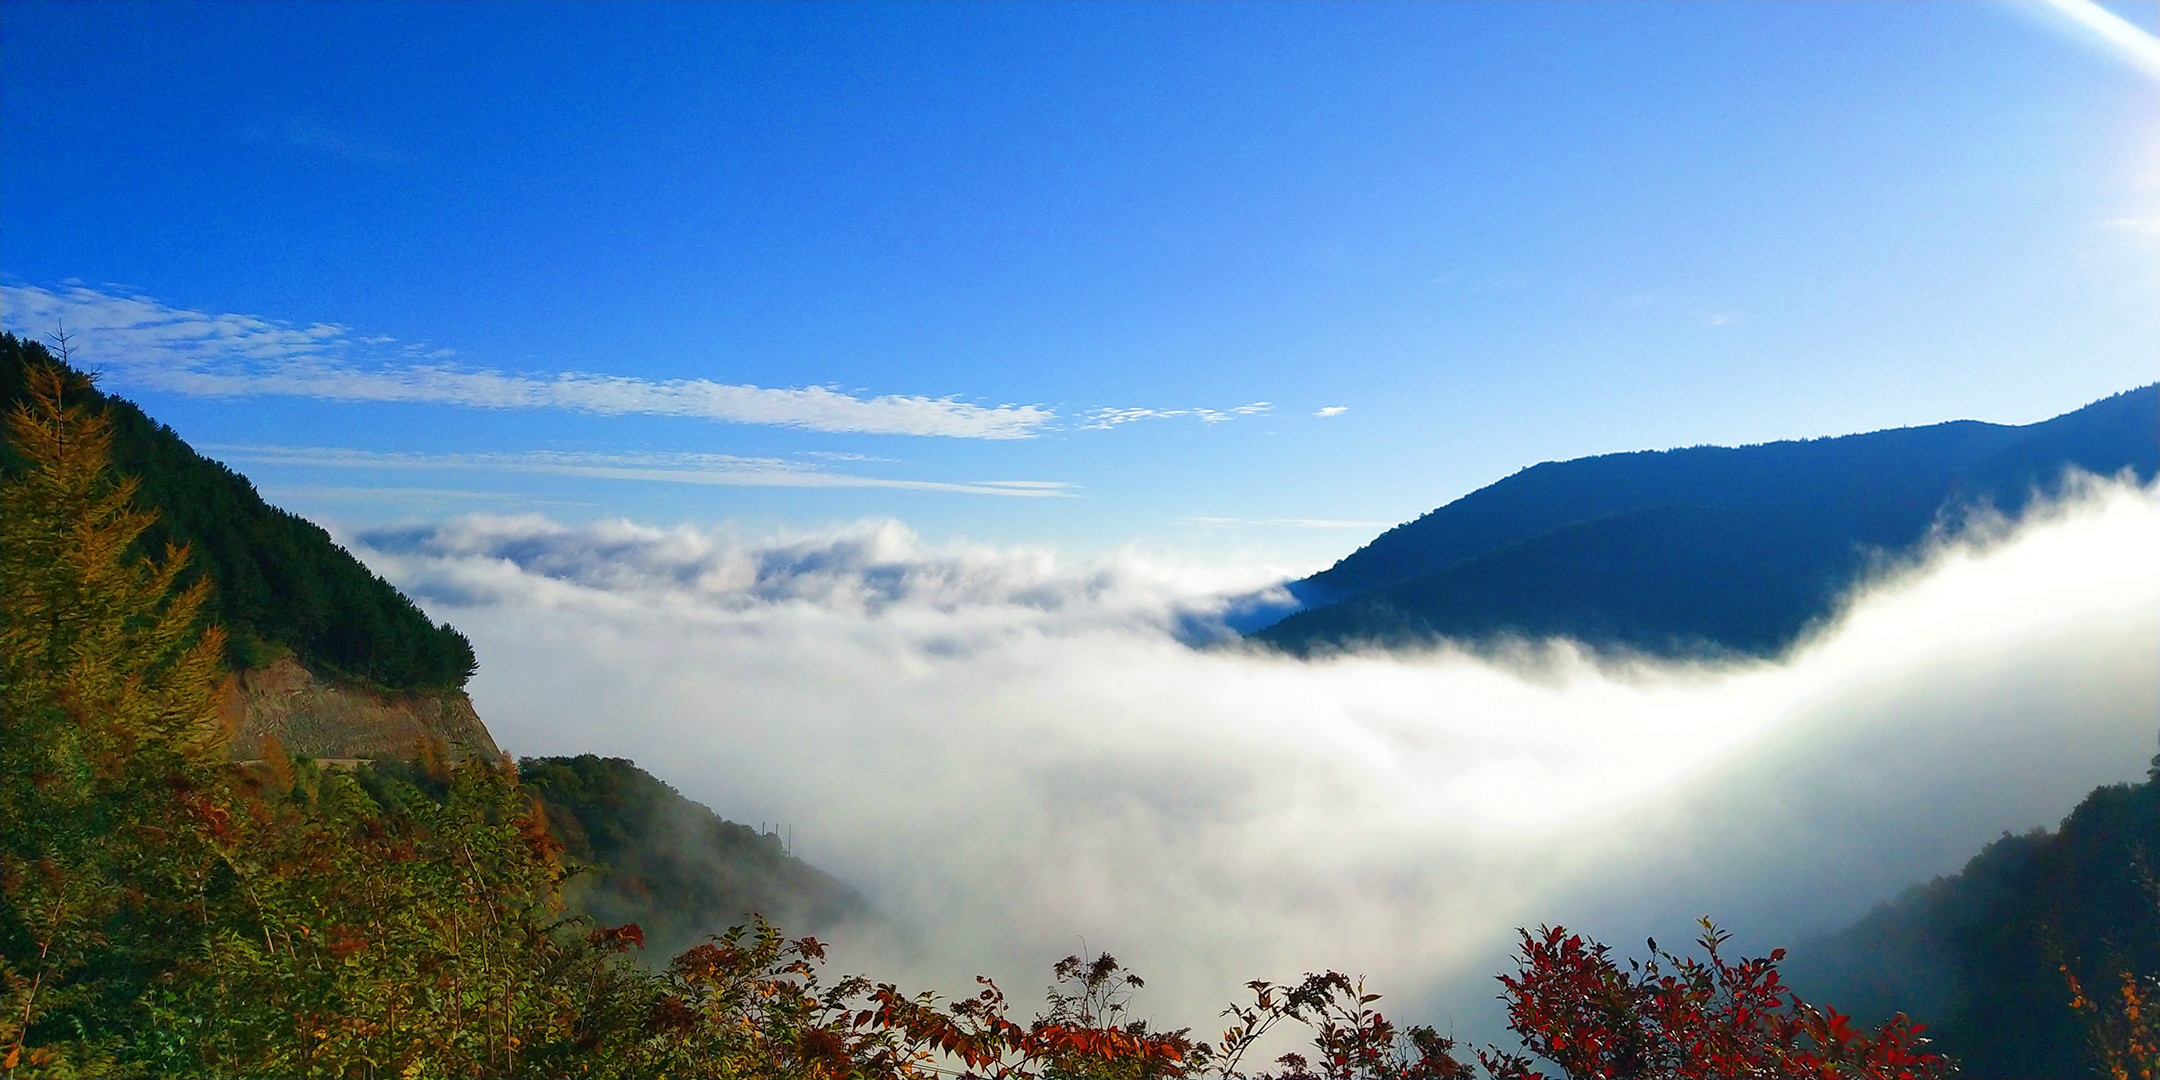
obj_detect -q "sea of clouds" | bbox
[352,476,2159,1048]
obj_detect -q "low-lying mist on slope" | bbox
[355,476,2159,1045]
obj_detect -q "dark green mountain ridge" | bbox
[1789,765,2160,1077]
[1254,384,2158,657]
[520,755,870,957]
[0,332,476,691]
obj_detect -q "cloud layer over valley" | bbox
[354,478,2160,1045]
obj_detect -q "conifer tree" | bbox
[0,361,228,1075]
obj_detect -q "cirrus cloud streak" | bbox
[212,445,1078,498]
[1,283,1054,439]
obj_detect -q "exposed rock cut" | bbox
[221,657,502,764]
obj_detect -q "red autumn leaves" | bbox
[1478,922,1943,1080]
[613,916,1947,1079]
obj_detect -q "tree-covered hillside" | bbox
[0,332,475,690]
[520,755,870,959]
[1254,384,2158,657]
[0,335,865,958]
[1788,765,2160,1077]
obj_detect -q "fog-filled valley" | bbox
[353,473,2160,1046]
[8,2,2157,1071]
[14,315,2147,1069]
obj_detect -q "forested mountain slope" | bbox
[1787,766,2160,1077]
[0,332,476,690]
[1,341,868,957]
[1253,384,2157,657]
[521,755,871,957]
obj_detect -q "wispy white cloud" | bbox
[2037,0,2160,81]
[1204,402,1273,422]
[0,284,1056,439]
[1079,401,1273,430]
[968,480,1078,491]
[798,450,904,464]
[210,445,1078,498]
[1314,406,1349,418]
[1078,407,1171,429]
[256,485,597,507]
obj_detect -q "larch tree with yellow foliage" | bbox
[1,362,230,1074]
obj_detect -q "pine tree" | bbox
[1,361,228,1075]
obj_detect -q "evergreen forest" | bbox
[1789,770,2160,1077]
[519,754,870,960]
[0,334,475,691]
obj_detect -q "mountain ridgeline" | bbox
[0,332,476,690]
[1789,768,2160,1078]
[519,754,871,957]
[1251,385,2159,657]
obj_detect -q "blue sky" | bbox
[3,0,2155,564]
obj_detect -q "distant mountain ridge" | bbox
[1252,385,2158,658]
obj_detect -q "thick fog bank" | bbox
[356,479,2159,1044]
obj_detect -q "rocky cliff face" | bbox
[221,657,502,764]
